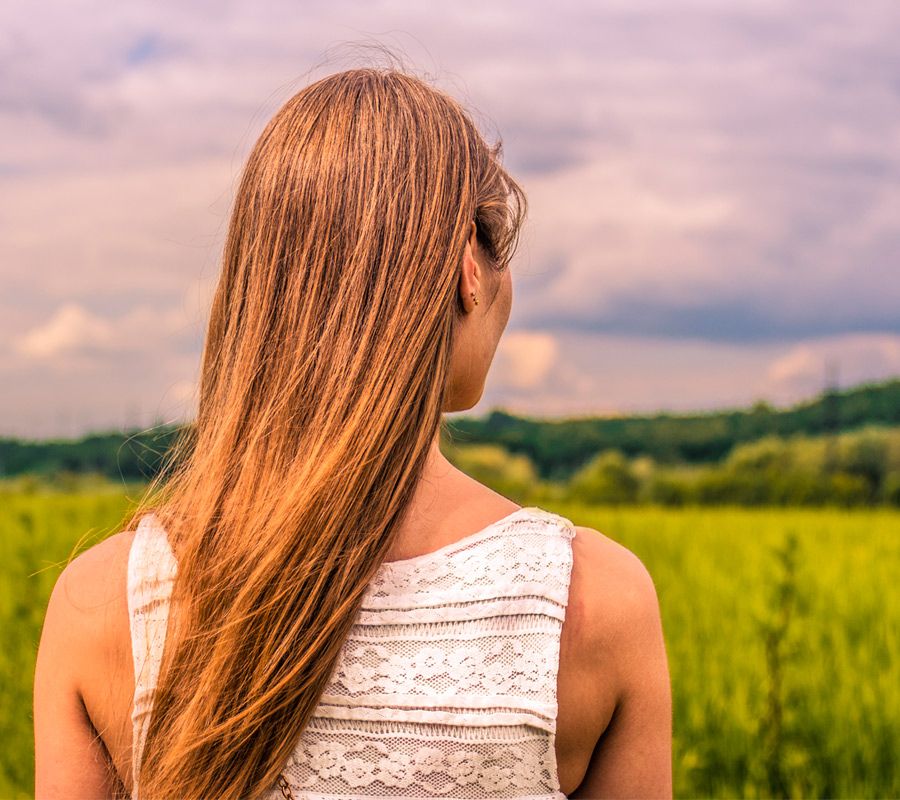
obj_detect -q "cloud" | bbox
[12,301,199,364]
[2,300,202,438]
[476,331,900,418]
[494,330,559,390]
[765,334,900,398]
[15,304,115,359]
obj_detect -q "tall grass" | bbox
[556,503,899,798]
[0,486,136,799]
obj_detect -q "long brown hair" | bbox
[125,66,526,799]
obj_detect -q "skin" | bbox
[33,222,672,798]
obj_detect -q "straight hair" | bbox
[125,66,527,799]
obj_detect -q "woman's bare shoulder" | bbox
[569,523,661,650]
[563,523,672,798]
[35,529,138,796]
[564,522,665,712]
[52,529,136,605]
[43,528,137,669]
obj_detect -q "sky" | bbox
[2,0,899,438]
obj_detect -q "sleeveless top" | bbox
[127,505,577,799]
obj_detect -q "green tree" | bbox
[444,443,540,503]
[568,449,639,505]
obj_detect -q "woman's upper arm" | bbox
[34,544,125,799]
[569,532,673,799]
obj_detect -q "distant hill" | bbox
[0,427,181,482]
[1,378,898,481]
[445,378,900,479]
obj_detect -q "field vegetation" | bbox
[2,480,897,798]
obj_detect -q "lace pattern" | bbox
[279,718,560,798]
[127,506,576,799]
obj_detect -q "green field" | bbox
[2,489,898,798]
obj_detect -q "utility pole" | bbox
[822,358,840,474]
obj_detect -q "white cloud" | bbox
[13,301,196,362]
[494,330,558,390]
[476,331,900,418]
[15,303,114,358]
[765,334,900,398]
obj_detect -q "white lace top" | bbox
[127,505,577,799]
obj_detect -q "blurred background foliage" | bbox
[4,378,899,507]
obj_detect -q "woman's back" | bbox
[34,484,671,798]
[129,505,576,799]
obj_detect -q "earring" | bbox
[470,291,479,306]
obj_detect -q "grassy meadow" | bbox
[2,487,898,798]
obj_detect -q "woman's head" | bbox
[130,66,527,799]
[199,67,525,424]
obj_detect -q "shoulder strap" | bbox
[126,513,177,795]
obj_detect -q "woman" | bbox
[34,67,672,799]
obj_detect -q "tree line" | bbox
[2,378,899,506]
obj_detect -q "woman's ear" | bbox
[459,221,480,312]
